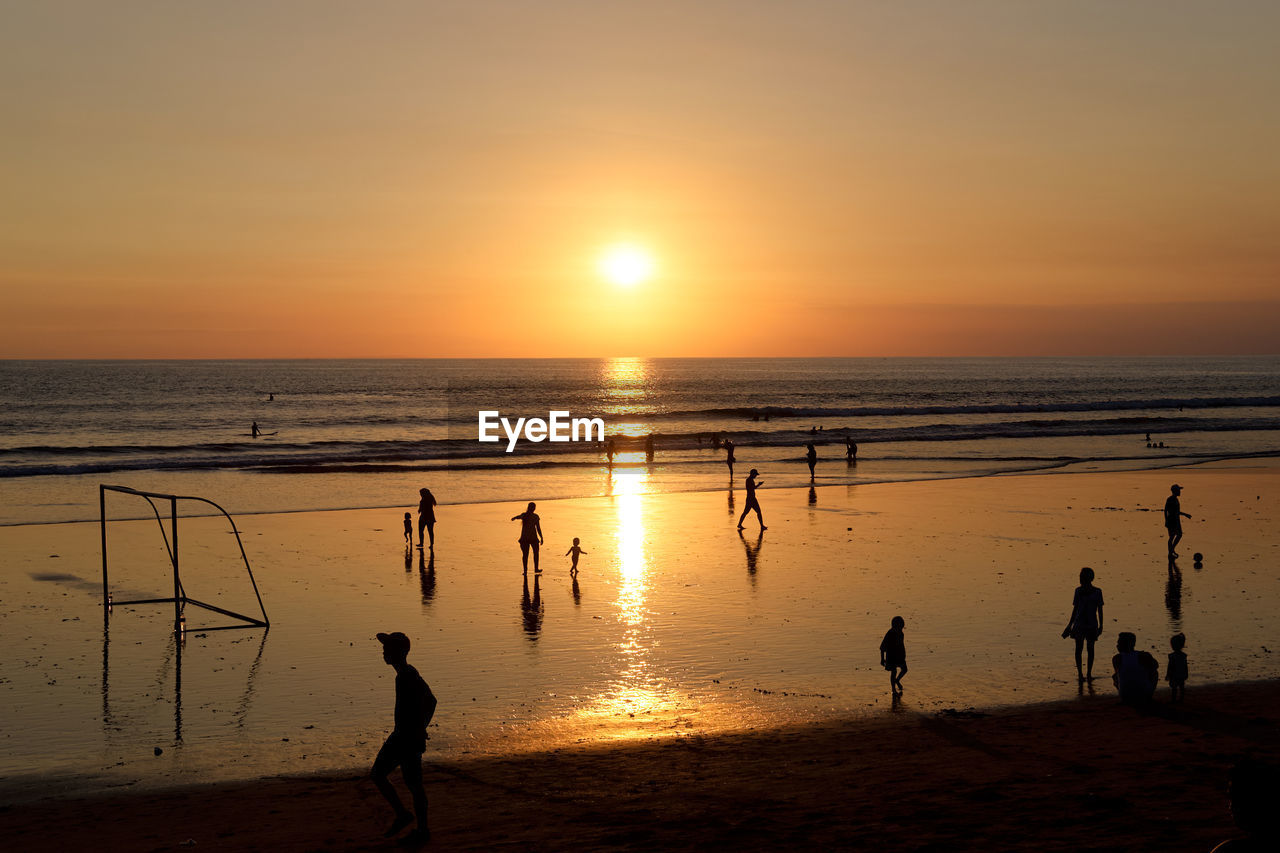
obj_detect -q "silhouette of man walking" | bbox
[371,631,437,844]
[1164,484,1191,557]
[737,468,766,531]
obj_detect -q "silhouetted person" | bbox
[724,439,735,476]
[737,469,766,531]
[606,438,616,468]
[1062,567,1105,682]
[1111,631,1158,704]
[846,437,857,462]
[251,421,261,438]
[880,616,907,694]
[1166,632,1188,702]
[268,393,274,401]
[511,502,543,573]
[645,435,655,463]
[371,631,436,844]
[1165,483,1191,557]
[403,512,412,545]
[417,488,437,550]
[565,537,586,576]
[1211,759,1280,851]
[805,442,817,480]
[521,573,543,639]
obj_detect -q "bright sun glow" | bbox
[598,244,656,287]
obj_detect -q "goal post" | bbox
[100,484,269,632]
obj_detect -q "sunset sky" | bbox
[3,1,1278,358]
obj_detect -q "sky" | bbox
[2,1,1278,358]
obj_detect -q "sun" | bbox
[598,244,656,288]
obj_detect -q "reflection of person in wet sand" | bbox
[736,469,766,530]
[1164,483,1191,557]
[1062,567,1104,682]
[416,488,437,550]
[739,528,763,576]
[805,442,817,480]
[511,502,544,573]
[521,573,543,638]
[371,631,436,845]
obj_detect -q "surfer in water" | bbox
[251,421,261,438]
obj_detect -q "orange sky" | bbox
[3,2,1278,357]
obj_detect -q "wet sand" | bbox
[2,462,1279,848]
[3,679,1278,851]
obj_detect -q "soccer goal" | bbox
[100,484,269,632]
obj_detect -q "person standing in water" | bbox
[1164,484,1191,557]
[511,502,544,573]
[845,437,857,462]
[724,438,735,476]
[880,616,908,694]
[251,421,261,438]
[805,442,818,481]
[416,488,437,550]
[736,469,766,531]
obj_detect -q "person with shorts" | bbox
[371,631,437,844]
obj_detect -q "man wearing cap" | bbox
[372,631,437,843]
[1164,484,1191,557]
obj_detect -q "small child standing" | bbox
[403,512,413,544]
[880,616,908,694]
[1167,632,1189,702]
[565,537,587,576]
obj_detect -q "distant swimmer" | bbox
[805,442,817,481]
[251,421,261,438]
[268,393,274,401]
[1164,484,1191,558]
[736,469,766,531]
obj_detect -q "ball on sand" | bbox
[1193,552,1203,562]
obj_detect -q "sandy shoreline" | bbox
[3,679,1278,851]
[3,461,1279,849]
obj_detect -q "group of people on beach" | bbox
[1061,483,1196,704]
[372,455,1207,845]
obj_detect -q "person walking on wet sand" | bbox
[371,631,437,845]
[1062,567,1104,682]
[1164,483,1191,557]
[511,501,544,573]
[805,442,817,481]
[402,512,412,545]
[416,488,437,550]
[724,438,735,476]
[880,616,907,694]
[565,537,587,576]
[736,468,766,530]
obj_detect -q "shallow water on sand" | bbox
[1,467,1278,801]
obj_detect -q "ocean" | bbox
[2,356,1278,525]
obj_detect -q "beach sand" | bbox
[2,462,1279,849]
[3,680,1278,851]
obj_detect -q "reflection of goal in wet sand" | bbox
[99,484,269,632]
